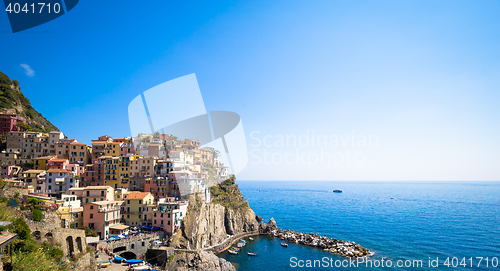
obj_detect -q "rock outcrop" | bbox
[171,180,259,250]
[166,251,236,271]
[264,218,278,233]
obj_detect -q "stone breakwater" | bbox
[272,229,372,258]
[259,217,372,258]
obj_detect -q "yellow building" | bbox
[118,156,130,187]
[122,192,154,226]
[33,155,55,170]
[105,142,122,157]
[56,206,84,228]
[68,142,91,164]
[104,156,130,189]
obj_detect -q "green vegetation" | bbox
[32,209,43,221]
[209,175,249,210]
[0,200,69,271]
[82,226,99,237]
[26,198,44,206]
[0,71,58,133]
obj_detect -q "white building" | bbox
[45,168,78,194]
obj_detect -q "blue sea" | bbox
[219,181,500,270]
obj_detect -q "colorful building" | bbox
[0,114,26,135]
[83,201,123,239]
[122,192,154,226]
[151,200,188,235]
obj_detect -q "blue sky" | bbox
[1,1,499,180]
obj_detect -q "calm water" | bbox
[219,181,500,270]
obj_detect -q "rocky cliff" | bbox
[166,251,235,271]
[170,179,259,250]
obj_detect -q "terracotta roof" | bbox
[126,192,151,200]
[50,159,67,162]
[109,142,122,145]
[46,169,72,173]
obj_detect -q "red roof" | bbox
[126,192,151,200]
[50,159,67,162]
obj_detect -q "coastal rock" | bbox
[272,229,371,259]
[167,251,236,271]
[256,215,263,222]
[174,183,259,249]
[173,193,227,249]
[258,221,267,231]
[264,218,278,233]
[225,207,259,235]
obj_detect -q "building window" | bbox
[90,205,93,209]
[90,214,93,219]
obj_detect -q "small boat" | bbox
[237,242,246,247]
[133,265,149,270]
[333,189,342,193]
[228,250,238,255]
[125,259,144,264]
[230,247,240,251]
[281,242,288,247]
[97,262,110,268]
[247,252,258,256]
[113,256,124,262]
[240,239,247,243]
[249,237,254,241]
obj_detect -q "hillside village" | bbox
[0,127,231,240]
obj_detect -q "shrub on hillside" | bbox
[83,227,99,237]
[33,209,43,221]
[48,247,64,261]
[10,218,30,240]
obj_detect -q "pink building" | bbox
[144,177,170,200]
[1,165,19,177]
[151,200,188,235]
[0,114,26,135]
[46,158,69,170]
[67,163,85,176]
[83,201,123,239]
